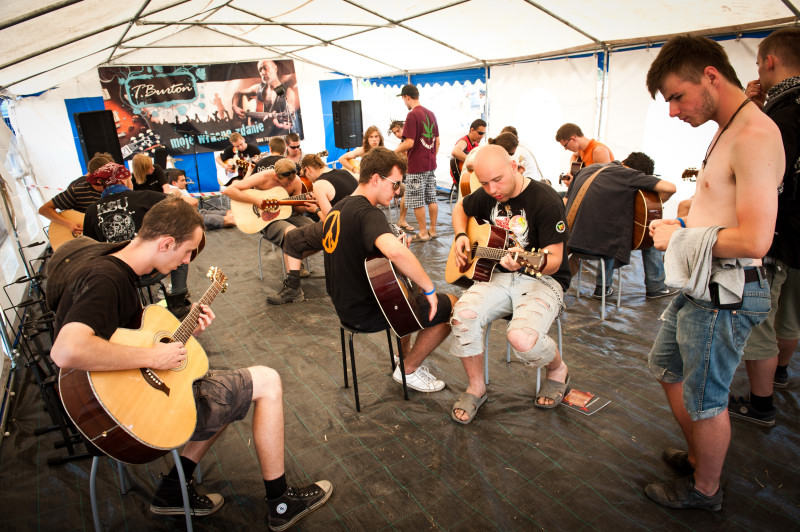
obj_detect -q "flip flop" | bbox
[534,374,570,409]
[451,392,488,424]
[429,230,438,238]
[409,233,431,243]
[397,223,416,233]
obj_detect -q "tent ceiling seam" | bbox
[780,0,800,17]
[105,0,155,65]
[521,0,604,46]
[0,0,83,31]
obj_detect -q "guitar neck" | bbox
[288,192,314,201]
[171,281,223,344]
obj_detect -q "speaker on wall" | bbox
[74,110,124,166]
[332,100,363,150]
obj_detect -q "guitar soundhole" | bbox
[157,335,186,372]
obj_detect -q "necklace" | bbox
[701,97,751,169]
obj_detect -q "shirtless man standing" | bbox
[643,36,784,511]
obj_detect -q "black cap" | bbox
[397,84,419,99]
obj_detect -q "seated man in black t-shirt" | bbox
[251,136,287,174]
[323,147,457,393]
[266,154,358,305]
[51,195,332,529]
[215,132,262,185]
[450,145,572,423]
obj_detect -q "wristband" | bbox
[677,218,686,228]
[455,232,468,242]
[423,287,435,296]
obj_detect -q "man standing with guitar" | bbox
[555,123,613,187]
[450,145,572,423]
[50,196,333,529]
[323,147,456,393]
[564,152,677,299]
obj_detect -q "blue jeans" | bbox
[648,269,770,420]
[596,247,666,293]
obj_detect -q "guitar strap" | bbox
[566,165,609,230]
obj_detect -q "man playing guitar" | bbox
[215,132,262,185]
[450,145,572,423]
[50,196,332,529]
[555,123,614,187]
[450,118,485,177]
[232,60,295,136]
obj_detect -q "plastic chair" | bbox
[339,322,408,412]
[483,314,563,393]
[570,251,623,321]
[90,449,193,531]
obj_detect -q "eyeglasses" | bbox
[288,145,301,150]
[477,131,486,135]
[380,175,402,191]
[279,170,296,178]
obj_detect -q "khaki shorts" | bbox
[191,369,253,441]
[743,261,800,360]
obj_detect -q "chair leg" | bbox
[339,327,348,389]
[90,456,101,532]
[386,329,395,371]
[576,258,583,300]
[117,461,130,494]
[171,448,194,532]
[348,332,360,412]
[258,236,264,280]
[599,258,606,321]
[395,336,408,401]
[616,268,622,308]
[484,325,490,385]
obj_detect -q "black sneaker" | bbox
[645,475,722,511]
[662,448,694,475]
[150,476,224,516]
[774,366,789,388]
[266,279,304,305]
[591,286,613,300]
[646,287,680,299]
[267,480,333,531]
[728,395,776,427]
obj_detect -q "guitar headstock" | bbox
[682,167,699,181]
[315,150,329,158]
[516,248,548,277]
[207,267,228,293]
[259,199,282,211]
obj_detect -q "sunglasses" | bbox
[477,131,486,135]
[380,175,402,191]
[288,145,301,150]
[279,170,296,178]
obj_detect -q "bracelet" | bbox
[423,287,435,296]
[677,218,686,228]
[455,232,468,242]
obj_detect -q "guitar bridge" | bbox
[140,368,170,396]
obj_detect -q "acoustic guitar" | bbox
[58,267,228,464]
[241,95,293,127]
[632,189,662,250]
[47,210,84,251]
[365,254,423,337]
[445,218,547,283]
[230,188,316,233]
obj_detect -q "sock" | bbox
[775,364,789,376]
[749,392,773,413]
[265,474,288,500]
[166,456,197,481]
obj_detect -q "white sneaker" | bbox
[393,364,445,392]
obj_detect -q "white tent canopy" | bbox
[1,0,797,96]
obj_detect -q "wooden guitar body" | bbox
[48,210,84,251]
[632,189,662,250]
[365,255,423,337]
[445,218,509,283]
[59,305,208,464]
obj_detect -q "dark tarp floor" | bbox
[1,194,799,531]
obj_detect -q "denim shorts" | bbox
[648,269,770,420]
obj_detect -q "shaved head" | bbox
[473,145,519,202]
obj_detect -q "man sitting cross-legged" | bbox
[450,145,572,423]
[323,147,457,392]
[51,196,332,531]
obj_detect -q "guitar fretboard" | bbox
[171,280,223,344]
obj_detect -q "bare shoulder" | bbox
[731,106,784,183]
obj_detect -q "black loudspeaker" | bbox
[152,147,168,169]
[332,100,363,149]
[74,110,124,166]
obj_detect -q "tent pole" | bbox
[597,46,610,143]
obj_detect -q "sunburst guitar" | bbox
[230,188,316,233]
[47,210,84,251]
[445,218,547,283]
[58,268,228,464]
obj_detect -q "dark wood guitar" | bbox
[682,167,699,182]
[58,268,228,464]
[445,218,547,283]
[365,254,423,337]
[632,189,662,250]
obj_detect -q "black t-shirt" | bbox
[221,142,261,162]
[83,190,166,243]
[462,179,571,291]
[317,169,357,207]
[133,164,167,192]
[254,154,283,173]
[54,255,141,340]
[323,195,392,324]
[565,161,661,266]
